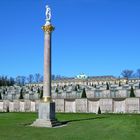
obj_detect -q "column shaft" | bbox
[43,31,51,98]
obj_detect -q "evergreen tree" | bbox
[106,82,110,90]
[74,86,78,91]
[31,86,34,91]
[98,107,101,114]
[62,86,64,90]
[77,84,80,89]
[55,87,59,93]
[0,92,2,100]
[81,88,87,98]
[3,90,5,95]
[40,89,43,99]
[19,88,24,99]
[37,88,40,93]
[119,81,121,87]
[7,107,9,112]
[130,86,135,97]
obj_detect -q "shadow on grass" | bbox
[22,115,108,127]
[61,116,108,125]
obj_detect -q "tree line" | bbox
[0,76,15,86]
[121,69,140,80]
[0,69,140,87]
[0,74,67,86]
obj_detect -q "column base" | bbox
[31,119,62,128]
[31,102,62,128]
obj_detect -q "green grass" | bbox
[0,113,140,140]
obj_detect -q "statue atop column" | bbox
[45,5,51,25]
[31,3,60,127]
[43,5,54,33]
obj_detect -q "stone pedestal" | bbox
[39,102,55,120]
[31,102,61,127]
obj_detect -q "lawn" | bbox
[0,113,140,140]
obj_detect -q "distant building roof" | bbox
[75,73,88,79]
[88,75,116,80]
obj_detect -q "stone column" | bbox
[31,24,57,127]
[31,5,62,128]
[42,25,54,102]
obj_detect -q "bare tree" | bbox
[27,74,34,83]
[35,73,41,83]
[137,69,140,79]
[121,69,133,80]
[16,76,21,85]
[21,76,26,85]
[0,76,15,86]
[39,76,43,82]
[9,77,15,86]
[52,74,55,80]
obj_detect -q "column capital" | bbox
[43,96,52,103]
[42,24,55,33]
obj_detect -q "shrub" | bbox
[130,86,135,97]
[40,89,43,99]
[55,87,59,93]
[37,88,40,93]
[77,84,80,89]
[74,86,78,91]
[98,107,101,114]
[119,81,121,87]
[81,88,87,98]
[19,88,24,99]
[106,82,110,90]
[7,107,9,112]
[0,92,2,100]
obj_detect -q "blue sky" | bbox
[0,0,140,77]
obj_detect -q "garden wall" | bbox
[0,98,140,113]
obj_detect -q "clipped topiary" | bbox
[40,89,43,99]
[81,88,87,98]
[7,107,9,112]
[19,88,24,99]
[77,84,80,89]
[98,106,101,114]
[0,92,2,100]
[74,86,78,91]
[106,82,110,90]
[119,81,121,87]
[130,86,135,97]
[55,87,59,93]
[37,88,40,93]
